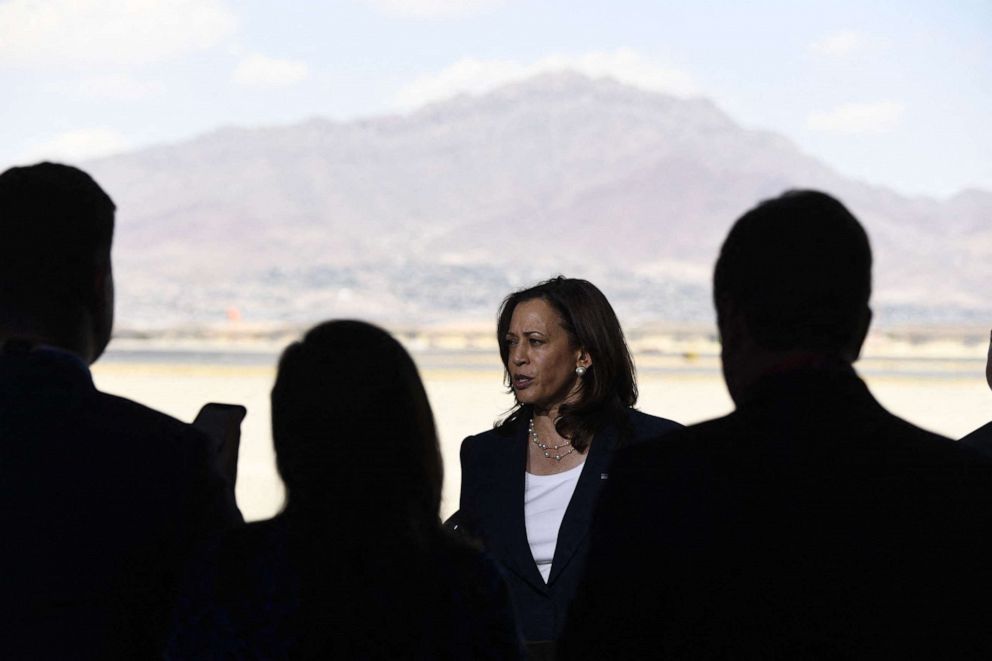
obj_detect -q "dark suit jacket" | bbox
[561,367,992,659]
[454,409,681,642]
[0,345,242,659]
[169,514,526,659]
[961,420,992,458]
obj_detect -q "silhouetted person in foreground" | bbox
[169,321,524,659]
[560,190,992,659]
[960,329,992,454]
[0,163,242,659]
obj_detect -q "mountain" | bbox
[83,72,992,329]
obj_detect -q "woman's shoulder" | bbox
[169,517,296,658]
[624,408,684,441]
[461,420,522,456]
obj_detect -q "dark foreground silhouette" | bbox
[168,321,524,659]
[0,163,242,659]
[560,191,992,659]
[7,162,991,660]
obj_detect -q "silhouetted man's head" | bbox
[714,190,872,398]
[0,162,116,363]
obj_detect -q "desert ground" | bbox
[93,330,992,522]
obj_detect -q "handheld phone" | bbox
[193,402,247,488]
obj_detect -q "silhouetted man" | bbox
[0,163,242,659]
[560,191,992,658]
[960,329,992,454]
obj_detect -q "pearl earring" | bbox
[575,365,586,376]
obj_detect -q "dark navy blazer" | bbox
[961,420,992,459]
[454,409,681,642]
[560,368,992,658]
[0,345,242,658]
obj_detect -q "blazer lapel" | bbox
[487,422,549,593]
[546,422,618,586]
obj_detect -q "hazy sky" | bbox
[1,0,989,198]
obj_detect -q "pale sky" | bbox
[1,0,989,198]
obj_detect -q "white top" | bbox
[524,461,585,583]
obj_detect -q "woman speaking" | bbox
[451,277,681,652]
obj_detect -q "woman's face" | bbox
[504,298,589,413]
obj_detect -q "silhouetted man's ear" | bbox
[716,299,753,404]
[847,306,872,363]
[716,298,747,356]
[88,261,114,363]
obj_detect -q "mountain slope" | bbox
[84,72,992,328]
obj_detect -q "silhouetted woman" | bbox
[170,321,523,659]
[449,277,682,653]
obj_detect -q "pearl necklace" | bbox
[529,418,575,462]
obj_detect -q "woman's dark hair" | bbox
[496,276,637,451]
[258,322,500,655]
[271,320,443,539]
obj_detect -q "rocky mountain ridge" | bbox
[82,72,992,329]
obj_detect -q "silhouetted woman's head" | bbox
[271,320,442,534]
[496,276,637,450]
